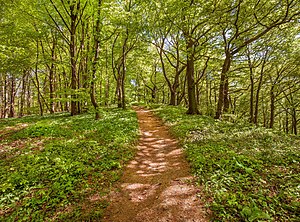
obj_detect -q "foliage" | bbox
[0,108,139,221]
[150,105,300,221]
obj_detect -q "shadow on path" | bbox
[102,108,208,222]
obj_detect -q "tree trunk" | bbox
[90,0,102,120]
[269,86,275,128]
[19,71,27,117]
[1,75,8,118]
[170,89,176,106]
[215,51,231,119]
[49,39,56,114]
[292,108,297,135]
[116,77,122,108]
[26,74,31,115]
[121,39,127,109]
[254,74,263,125]
[105,47,110,106]
[35,42,43,116]
[8,77,15,118]
[70,4,78,116]
[249,64,254,123]
[285,109,289,133]
[223,78,230,113]
[186,39,199,114]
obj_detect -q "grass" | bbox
[149,105,300,222]
[0,108,139,221]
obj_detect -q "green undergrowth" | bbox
[0,108,139,221]
[150,105,300,222]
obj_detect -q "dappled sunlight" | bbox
[121,183,160,203]
[140,137,159,142]
[166,149,182,157]
[103,108,207,222]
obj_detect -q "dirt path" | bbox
[102,107,208,222]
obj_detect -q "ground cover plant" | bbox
[0,109,138,221]
[150,105,300,222]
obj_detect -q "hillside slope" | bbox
[151,105,299,222]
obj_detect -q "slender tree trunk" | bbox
[105,47,110,106]
[223,78,230,113]
[0,75,7,118]
[105,75,110,106]
[215,51,231,119]
[70,5,78,116]
[19,71,27,117]
[186,39,199,114]
[121,36,127,109]
[246,48,255,122]
[292,108,297,135]
[8,77,15,118]
[285,109,289,133]
[156,42,175,106]
[90,0,103,120]
[35,42,43,116]
[116,76,122,108]
[49,40,56,114]
[254,74,263,125]
[263,95,267,127]
[26,74,31,115]
[269,85,275,128]
[4,76,8,118]
[170,89,176,106]
[249,81,254,122]
[162,85,165,104]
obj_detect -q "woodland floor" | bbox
[102,107,208,222]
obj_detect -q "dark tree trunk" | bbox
[170,89,176,106]
[70,4,78,116]
[223,78,230,113]
[269,86,275,128]
[292,108,297,135]
[116,77,122,108]
[35,42,43,116]
[215,52,231,119]
[186,39,199,114]
[121,38,127,109]
[90,0,102,120]
[8,77,15,118]
[49,39,56,114]
[1,75,8,118]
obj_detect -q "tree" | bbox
[214,0,300,119]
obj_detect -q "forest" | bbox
[0,0,299,221]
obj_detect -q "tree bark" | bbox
[49,38,56,114]
[292,108,297,135]
[90,0,102,120]
[269,86,275,128]
[248,56,254,123]
[186,39,199,114]
[8,77,15,118]
[215,51,231,119]
[19,71,27,117]
[35,42,43,116]
[121,34,128,109]
[70,3,78,116]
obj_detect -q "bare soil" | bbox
[102,107,208,222]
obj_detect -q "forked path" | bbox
[102,107,208,222]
